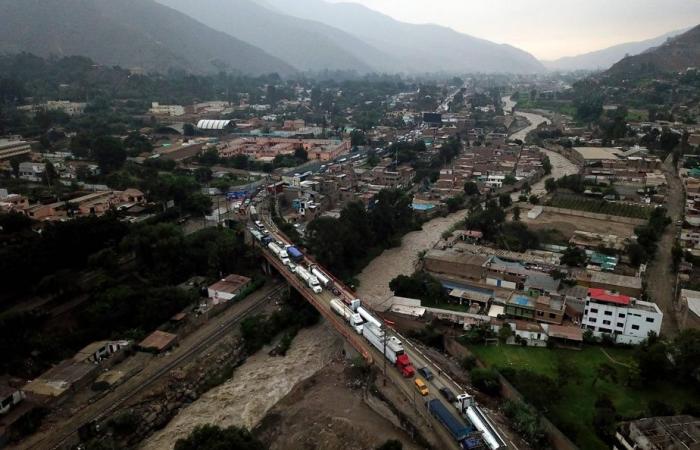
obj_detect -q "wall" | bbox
[542,206,647,226]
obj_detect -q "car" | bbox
[414,378,429,396]
[439,387,457,403]
[331,287,341,296]
[418,367,434,381]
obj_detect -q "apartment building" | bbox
[582,288,662,344]
[149,102,185,117]
[0,138,31,161]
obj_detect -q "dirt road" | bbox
[644,156,683,336]
[141,323,342,449]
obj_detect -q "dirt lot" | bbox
[255,360,426,450]
[522,210,637,240]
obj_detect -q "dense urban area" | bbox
[0,2,699,450]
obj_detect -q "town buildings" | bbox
[0,138,32,161]
[217,137,350,162]
[207,274,252,304]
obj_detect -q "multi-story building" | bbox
[0,138,31,161]
[582,288,662,344]
[149,102,185,117]
[18,162,46,182]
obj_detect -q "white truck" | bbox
[455,394,506,450]
[357,306,382,328]
[310,265,331,288]
[267,242,290,266]
[294,266,322,294]
[330,298,363,333]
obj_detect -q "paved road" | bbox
[644,155,683,336]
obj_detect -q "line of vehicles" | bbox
[249,222,505,450]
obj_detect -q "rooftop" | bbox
[588,288,631,306]
[208,274,252,294]
[138,330,177,352]
[574,147,624,161]
[581,270,642,290]
[546,324,583,342]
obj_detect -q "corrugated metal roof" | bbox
[196,119,232,130]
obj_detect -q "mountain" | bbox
[263,0,545,74]
[544,28,690,71]
[157,0,398,73]
[0,0,294,76]
[606,25,700,76]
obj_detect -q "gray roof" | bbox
[525,273,561,293]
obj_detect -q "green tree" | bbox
[498,323,512,344]
[499,194,512,208]
[471,368,501,396]
[464,181,479,196]
[174,425,265,450]
[560,246,587,267]
[512,206,521,221]
[592,362,617,386]
[542,156,552,175]
[93,136,126,174]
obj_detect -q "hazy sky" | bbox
[328,0,700,60]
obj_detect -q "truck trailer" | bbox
[455,394,506,450]
[310,266,331,288]
[267,242,290,266]
[285,246,304,263]
[361,323,415,377]
[330,298,363,333]
[294,266,322,294]
[427,399,472,442]
[357,307,382,328]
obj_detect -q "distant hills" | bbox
[156,0,398,73]
[0,0,295,75]
[606,25,700,76]
[263,0,546,74]
[544,28,690,71]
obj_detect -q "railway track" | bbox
[46,285,286,450]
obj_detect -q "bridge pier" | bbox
[343,339,360,361]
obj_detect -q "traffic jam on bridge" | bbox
[249,212,507,450]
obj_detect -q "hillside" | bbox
[0,0,295,76]
[606,25,700,77]
[544,28,689,71]
[157,0,398,73]
[264,0,545,74]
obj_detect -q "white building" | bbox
[18,162,46,182]
[149,102,185,117]
[0,386,26,415]
[484,174,506,189]
[46,100,86,116]
[582,288,662,344]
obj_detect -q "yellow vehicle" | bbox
[414,378,429,396]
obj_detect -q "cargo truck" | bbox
[267,242,290,266]
[330,298,363,333]
[342,297,362,311]
[361,323,415,377]
[285,245,304,263]
[357,307,382,328]
[427,399,472,442]
[294,266,322,294]
[455,394,506,450]
[310,266,331,288]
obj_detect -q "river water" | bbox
[356,98,577,308]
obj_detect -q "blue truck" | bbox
[427,399,472,442]
[285,246,304,262]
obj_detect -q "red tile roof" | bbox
[588,288,631,306]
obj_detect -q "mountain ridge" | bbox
[0,0,295,75]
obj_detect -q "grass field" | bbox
[548,194,652,219]
[469,345,692,450]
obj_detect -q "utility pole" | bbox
[382,325,387,386]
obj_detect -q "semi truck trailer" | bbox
[330,298,363,333]
[267,242,290,266]
[310,266,331,288]
[455,394,506,450]
[285,245,304,263]
[294,266,322,294]
[361,323,415,377]
[427,399,472,442]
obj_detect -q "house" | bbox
[0,138,31,161]
[0,386,25,415]
[73,341,130,364]
[138,330,178,353]
[23,360,98,398]
[679,289,700,330]
[576,270,643,298]
[18,162,45,182]
[207,274,252,304]
[582,288,662,344]
[492,320,548,347]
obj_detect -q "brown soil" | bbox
[255,360,426,450]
